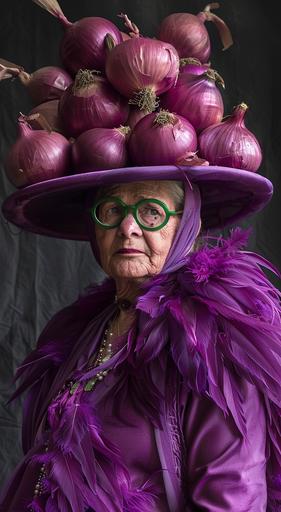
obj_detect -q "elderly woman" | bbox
[1,165,281,512]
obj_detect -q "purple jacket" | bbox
[1,230,281,511]
[0,353,268,511]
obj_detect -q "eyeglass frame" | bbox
[90,196,183,232]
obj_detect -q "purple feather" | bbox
[47,450,97,512]
[45,493,69,512]
[122,476,160,512]
[26,499,45,512]
[30,451,53,465]
[45,496,60,512]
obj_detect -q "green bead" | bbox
[84,377,97,392]
[69,382,80,395]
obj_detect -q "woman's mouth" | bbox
[116,248,144,254]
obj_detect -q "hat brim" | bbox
[2,165,273,240]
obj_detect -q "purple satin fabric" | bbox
[0,359,268,511]
[184,380,267,511]
[162,179,202,273]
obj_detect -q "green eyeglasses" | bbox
[90,196,183,231]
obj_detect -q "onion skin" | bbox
[159,12,210,61]
[18,66,72,105]
[59,71,129,138]
[105,37,179,107]
[5,118,71,187]
[59,17,122,76]
[179,57,210,75]
[158,5,233,63]
[0,58,24,80]
[161,69,224,133]
[28,100,62,132]
[118,13,141,39]
[72,126,130,172]
[128,110,197,166]
[126,107,150,130]
[120,31,131,41]
[198,103,262,172]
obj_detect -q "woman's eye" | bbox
[149,208,160,216]
[99,203,122,220]
[141,206,161,216]
[107,206,120,215]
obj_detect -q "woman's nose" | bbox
[117,213,142,237]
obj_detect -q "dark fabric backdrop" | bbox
[0,0,280,491]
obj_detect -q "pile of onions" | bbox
[158,3,233,62]
[0,59,72,105]
[2,5,264,190]
[105,36,179,112]
[32,0,122,75]
[198,103,262,171]
[128,110,197,166]
[161,68,224,133]
[72,126,130,172]
[5,115,71,187]
[59,70,129,138]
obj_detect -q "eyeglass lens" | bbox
[96,199,167,228]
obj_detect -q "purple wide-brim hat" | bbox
[2,165,273,240]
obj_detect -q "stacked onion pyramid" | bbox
[0,0,263,188]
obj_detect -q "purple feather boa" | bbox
[6,228,281,511]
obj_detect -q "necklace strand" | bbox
[82,326,113,392]
[29,324,114,509]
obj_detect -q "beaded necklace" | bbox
[28,324,115,510]
[70,324,114,393]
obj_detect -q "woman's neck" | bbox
[114,276,145,304]
[107,277,143,344]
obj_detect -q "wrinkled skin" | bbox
[95,181,181,300]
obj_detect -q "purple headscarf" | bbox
[162,179,201,273]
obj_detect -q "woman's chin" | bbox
[109,259,149,280]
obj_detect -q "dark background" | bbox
[0,0,280,489]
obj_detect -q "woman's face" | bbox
[94,181,181,280]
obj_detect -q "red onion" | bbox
[17,66,72,105]
[0,59,72,105]
[59,70,129,138]
[128,110,197,166]
[72,126,131,172]
[198,103,263,172]
[105,37,179,112]
[179,57,210,75]
[5,115,71,187]
[32,0,122,75]
[161,68,224,133]
[28,100,62,132]
[158,3,233,62]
